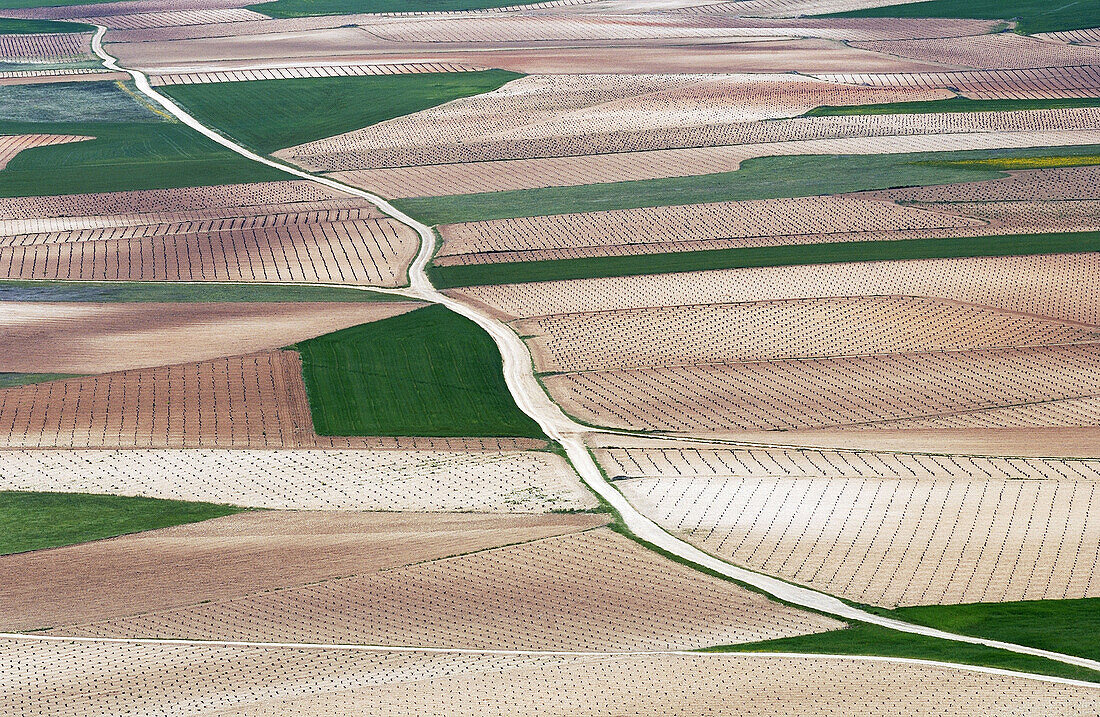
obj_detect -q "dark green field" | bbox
[821,0,1099,35]
[705,621,1100,684]
[295,304,544,438]
[429,231,1100,288]
[806,96,1100,117]
[0,372,79,388]
[250,0,541,18]
[879,598,1100,663]
[0,491,243,555]
[161,71,520,154]
[0,120,286,196]
[393,145,1100,225]
[0,280,408,303]
[0,17,93,33]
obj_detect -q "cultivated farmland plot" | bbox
[812,66,1100,100]
[0,447,597,511]
[514,296,1100,372]
[279,69,1100,170]
[37,526,841,648]
[543,344,1100,433]
[4,646,1095,717]
[0,134,88,171]
[0,32,93,63]
[0,300,423,373]
[0,510,607,632]
[451,253,1100,324]
[849,33,1100,71]
[599,444,1100,606]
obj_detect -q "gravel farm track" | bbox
[14,24,1093,688]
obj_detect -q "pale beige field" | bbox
[516,296,1100,372]
[0,510,607,632]
[450,253,1100,324]
[0,301,422,373]
[603,444,1100,605]
[4,644,1097,717]
[38,525,840,648]
[0,447,597,512]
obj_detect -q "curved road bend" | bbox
[41,26,1099,679]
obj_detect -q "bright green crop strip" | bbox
[0,280,409,303]
[705,621,1100,684]
[806,96,1100,116]
[820,0,1100,35]
[428,231,1100,288]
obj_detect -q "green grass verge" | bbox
[249,0,543,18]
[392,145,1100,225]
[160,71,521,154]
[429,231,1100,288]
[0,120,287,196]
[921,155,1100,171]
[295,304,545,438]
[0,372,79,388]
[0,18,94,33]
[868,598,1100,663]
[806,96,1100,116]
[0,491,244,555]
[0,280,408,303]
[704,621,1100,684]
[820,0,1100,35]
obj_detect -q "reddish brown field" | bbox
[0,348,379,448]
[812,66,1100,99]
[0,300,421,373]
[0,32,92,62]
[850,33,1100,71]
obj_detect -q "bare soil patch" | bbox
[0,510,606,632]
[0,134,89,171]
[0,301,421,373]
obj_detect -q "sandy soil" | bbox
[851,33,1100,71]
[0,447,598,512]
[610,453,1100,604]
[5,644,1097,716]
[0,510,607,632]
[694,426,1100,458]
[39,526,840,649]
[0,134,90,171]
[149,60,481,86]
[0,301,421,373]
[811,65,1100,100]
[450,253,1100,324]
[516,296,1100,372]
[0,32,92,62]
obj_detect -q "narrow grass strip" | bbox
[429,231,1100,288]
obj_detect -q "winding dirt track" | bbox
[24,25,1095,685]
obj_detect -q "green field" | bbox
[0,18,93,33]
[876,599,1100,663]
[429,231,1100,288]
[250,0,544,18]
[161,71,521,154]
[295,304,544,438]
[393,145,1100,225]
[0,491,243,555]
[0,280,409,303]
[0,372,79,388]
[806,96,1100,117]
[705,621,1100,684]
[0,120,286,196]
[820,0,1099,35]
